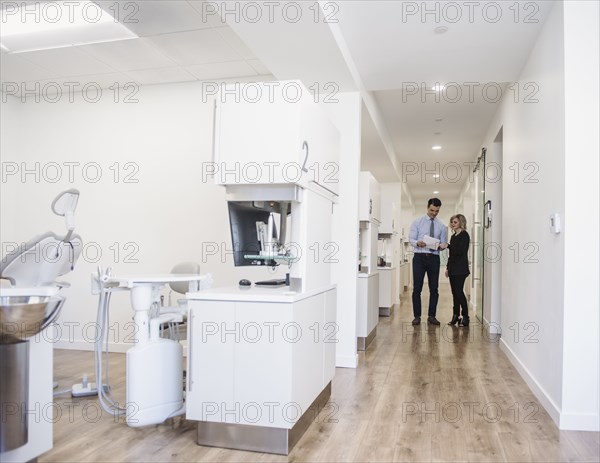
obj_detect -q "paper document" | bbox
[423,235,440,250]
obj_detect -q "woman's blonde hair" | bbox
[450,214,467,230]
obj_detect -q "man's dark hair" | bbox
[428,198,442,208]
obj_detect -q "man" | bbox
[409,198,448,326]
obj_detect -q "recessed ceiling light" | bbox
[433,191,440,194]
[432,84,445,91]
[433,174,440,178]
[0,1,137,53]
[434,26,448,34]
[432,146,442,150]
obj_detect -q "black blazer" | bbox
[447,231,470,276]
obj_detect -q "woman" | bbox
[445,214,471,327]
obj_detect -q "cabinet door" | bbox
[323,289,337,385]
[299,101,340,195]
[368,274,380,332]
[357,277,368,336]
[186,301,235,422]
[215,97,301,185]
[378,270,392,308]
[234,302,292,428]
[359,172,372,221]
[370,175,381,223]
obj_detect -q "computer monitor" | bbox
[227,201,277,267]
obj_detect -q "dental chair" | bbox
[0,189,82,460]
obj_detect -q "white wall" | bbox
[474,1,599,431]
[0,94,21,244]
[560,0,599,431]
[326,92,362,368]
[479,0,566,424]
[1,81,288,351]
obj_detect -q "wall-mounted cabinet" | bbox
[379,201,396,234]
[359,172,380,223]
[214,80,340,197]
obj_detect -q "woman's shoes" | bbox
[459,316,470,327]
[448,314,460,326]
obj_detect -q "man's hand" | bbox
[417,240,426,247]
[439,243,448,250]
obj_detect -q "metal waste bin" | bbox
[0,341,29,452]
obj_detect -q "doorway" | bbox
[472,148,486,323]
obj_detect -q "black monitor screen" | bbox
[227,202,277,267]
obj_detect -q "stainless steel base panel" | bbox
[196,382,331,455]
[0,341,29,453]
[379,304,396,317]
[357,326,377,351]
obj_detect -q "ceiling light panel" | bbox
[0,1,137,53]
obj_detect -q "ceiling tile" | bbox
[147,29,242,66]
[124,67,197,86]
[101,0,212,37]
[78,38,177,72]
[216,27,257,60]
[17,46,117,78]
[0,54,56,83]
[185,61,258,80]
[187,0,231,28]
[246,59,270,75]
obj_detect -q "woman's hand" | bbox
[445,269,449,278]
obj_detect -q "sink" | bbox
[0,295,63,344]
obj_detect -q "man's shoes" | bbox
[427,316,441,325]
[411,318,421,326]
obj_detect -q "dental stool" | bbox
[158,261,201,342]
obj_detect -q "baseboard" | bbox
[499,338,561,427]
[482,316,501,335]
[336,354,358,368]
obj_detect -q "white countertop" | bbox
[187,284,336,303]
[376,266,396,270]
[103,274,206,287]
[358,272,378,278]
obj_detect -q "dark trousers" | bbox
[412,254,440,318]
[449,274,469,318]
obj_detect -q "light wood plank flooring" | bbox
[42,282,599,462]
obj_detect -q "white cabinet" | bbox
[359,172,380,223]
[378,267,397,316]
[186,287,336,431]
[399,262,410,291]
[357,273,379,350]
[213,81,340,196]
[379,202,396,234]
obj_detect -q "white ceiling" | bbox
[0,0,556,211]
[0,1,274,86]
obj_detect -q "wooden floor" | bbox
[43,282,599,462]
